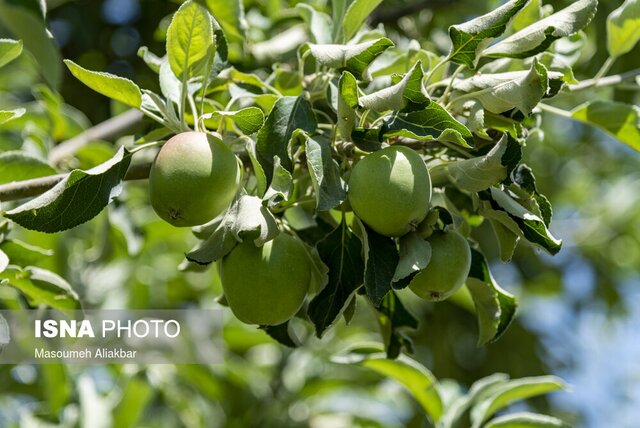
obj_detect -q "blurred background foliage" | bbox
[0,0,639,427]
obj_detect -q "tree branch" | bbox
[0,162,152,202]
[48,109,144,165]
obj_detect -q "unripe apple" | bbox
[219,233,311,325]
[348,145,431,237]
[409,230,471,301]
[149,131,241,227]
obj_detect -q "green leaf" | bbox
[382,101,473,147]
[0,151,56,185]
[466,248,517,345]
[256,96,317,184]
[484,412,571,428]
[4,147,132,233]
[512,164,552,225]
[393,232,431,282]
[203,107,265,134]
[484,0,597,59]
[0,108,26,127]
[0,266,80,310]
[360,222,398,306]
[306,38,393,80]
[360,61,429,112]
[245,139,267,197]
[166,0,213,79]
[137,46,162,73]
[490,219,520,262]
[342,0,383,42]
[296,131,347,211]
[260,321,300,347]
[307,219,364,337]
[64,60,142,108]
[0,38,22,68]
[296,4,333,45]
[374,291,418,358]
[0,239,53,267]
[263,156,294,206]
[335,349,443,422]
[204,0,245,43]
[112,376,153,428]
[452,60,562,116]
[488,187,562,254]
[443,134,521,192]
[607,0,640,57]
[509,0,544,34]
[570,100,640,152]
[337,71,359,140]
[0,249,7,274]
[448,0,529,68]
[471,376,566,427]
[0,3,62,88]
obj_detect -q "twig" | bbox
[568,68,640,91]
[0,162,152,202]
[48,109,143,165]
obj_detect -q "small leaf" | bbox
[5,147,132,233]
[112,376,154,428]
[466,248,517,345]
[360,222,398,306]
[64,60,142,108]
[204,0,245,43]
[342,0,383,42]
[337,71,359,140]
[607,0,640,58]
[0,151,56,184]
[483,0,597,59]
[335,349,443,422]
[0,249,8,274]
[0,108,26,127]
[360,61,429,112]
[203,107,265,134]
[137,46,162,73]
[0,239,53,267]
[570,100,640,152]
[471,376,566,427]
[393,232,431,283]
[484,412,571,428]
[445,134,521,192]
[375,291,419,358]
[296,4,333,45]
[166,0,213,79]
[298,131,347,211]
[256,96,317,184]
[306,38,393,80]
[263,156,294,207]
[488,187,562,254]
[245,139,267,197]
[382,101,473,147]
[307,219,364,337]
[0,38,22,68]
[448,0,529,68]
[490,220,520,262]
[0,266,80,310]
[260,321,300,347]
[185,220,237,265]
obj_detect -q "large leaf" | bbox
[452,60,562,116]
[361,223,399,306]
[342,0,384,42]
[484,412,571,428]
[443,134,521,192]
[0,266,80,310]
[166,0,213,79]
[466,248,517,345]
[0,151,57,185]
[334,349,443,422]
[64,60,142,108]
[607,0,640,58]
[307,219,364,337]
[4,147,132,233]
[204,0,245,43]
[256,96,317,183]
[202,107,265,135]
[0,38,22,68]
[306,38,393,80]
[470,376,566,427]
[296,4,333,45]
[393,232,431,283]
[359,61,429,112]
[483,0,597,59]
[297,131,347,211]
[337,71,359,140]
[374,291,418,358]
[448,0,529,68]
[571,100,640,152]
[0,3,61,88]
[382,101,473,147]
[0,108,26,127]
